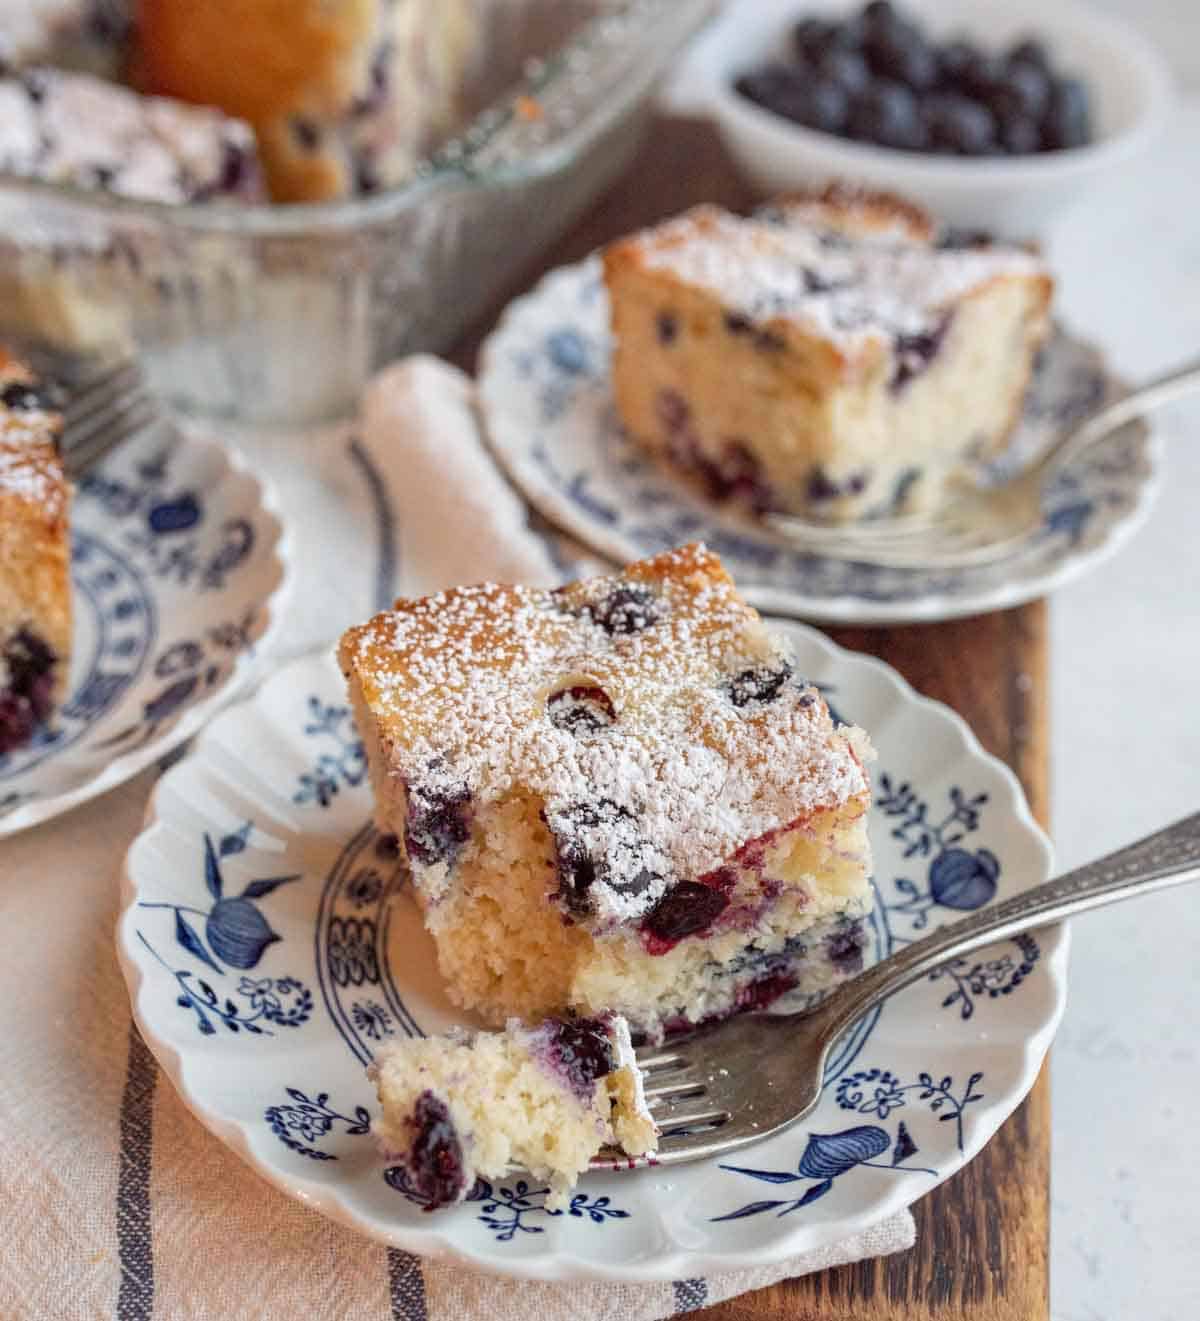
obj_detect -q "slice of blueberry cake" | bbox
[0,350,71,755]
[603,187,1053,522]
[372,1013,657,1211]
[0,67,263,203]
[134,0,477,201]
[339,544,874,1042]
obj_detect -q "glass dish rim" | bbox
[0,0,694,238]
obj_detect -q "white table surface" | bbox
[1045,100,1200,1319]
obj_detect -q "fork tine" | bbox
[64,384,154,439]
[62,396,159,478]
[63,359,144,423]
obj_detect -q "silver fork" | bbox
[594,810,1200,1170]
[59,357,159,479]
[765,355,1200,570]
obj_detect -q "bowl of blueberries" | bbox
[664,0,1173,232]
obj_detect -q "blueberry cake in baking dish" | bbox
[133,0,477,202]
[0,66,263,203]
[373,1013,657,1211]
[603,187,1053,522]
[0,350,71,755]
[339,544,874,1042]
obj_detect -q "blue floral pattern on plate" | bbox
[0,418,288,834]
[118,637,1066,1281]
[478,258,1158,625]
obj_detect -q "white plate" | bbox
[118,630,1065,1283]
[477,256,1158,625]
[0,418,290,835]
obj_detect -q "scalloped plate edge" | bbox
[477,257,1161,627]
[116,630,1068,1283]
[0,429,294,837]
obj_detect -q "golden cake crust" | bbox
[339,544,868,925]
[134,0,475,202]
[603,200,1050,379]
[0,349,72,708]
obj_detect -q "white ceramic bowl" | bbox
[663,0,1173,234]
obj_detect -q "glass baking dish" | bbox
[0,0,716,424]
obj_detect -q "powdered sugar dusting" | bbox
[631,204,1044,355]
[341,545,869,927]
[0,353,66,517]
[0,68,260,204]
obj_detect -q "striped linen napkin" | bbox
[0,356,914,1320]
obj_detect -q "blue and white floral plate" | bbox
[478,257,1157,625]
[118,628,1066,1283]
[0,418,290,836]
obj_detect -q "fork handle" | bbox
[813,811,1200,1045]
[1046,352,1200,477]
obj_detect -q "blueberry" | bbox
[806,466,869,502]
[735,64,808,121]
[544,1017,616,1097]
[0,381,56,413]
[935,227,993,250]
[354,157,381,194]
[957,51,1005,102]
[862,1,897,31]
[1008,37,1050,72]
[546,684,616,734]
[5,629,56,698]
[865,26,937,92]
[685,439,773,513]
[656,311,678,345]
[891,314,953,391]
[993,59,1051,122]
[727,660,794,708]
[818,47,872,99]
[849,79,927,151]
[936,38,977,87]
[923,93,996,155]
[218,139,252,195]
[655,388,690,432]
[20,70,48,104]
[551,799,662,916]
[804,267,844,295]
[642,881,730,946]
[792,16,838,63]
[290,117,321,151]
[404,780,472,868]
[405,1092,466,1211]
[807,467,841,503]
[723,311,785,351]
[0,629,57,751]
[796,78,851,134]
[1000,114,1041,155]
[826,919,866,973]
[1042,78,1091,150]
[587,584,661,636]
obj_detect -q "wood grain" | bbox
[455,116,1052,1320]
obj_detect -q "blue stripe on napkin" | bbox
[117,1023,157,1320]
[672,1279,708,1312]
[388,1248,427,1320]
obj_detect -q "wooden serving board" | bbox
[454,117,1051,1321]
